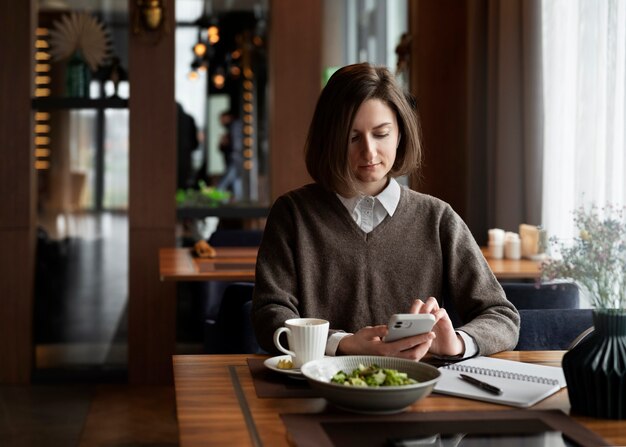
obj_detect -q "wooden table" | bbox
[172,352,626,446]
[481,247,543,280]
[160,246,542,282]
[159,247,257,281]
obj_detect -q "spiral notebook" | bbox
[433,356,566,408]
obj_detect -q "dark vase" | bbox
[66,51,91,98]
[562,309,626,419]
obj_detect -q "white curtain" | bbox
[542,0,626,240]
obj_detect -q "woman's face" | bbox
[348,99,399,196]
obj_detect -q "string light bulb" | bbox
[193,42,207,57]
[207,25,219,44]
[213,72,225,89]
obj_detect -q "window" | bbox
[542,0,626,239]
[175,0,269,207]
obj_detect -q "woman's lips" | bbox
[360,162,381,170]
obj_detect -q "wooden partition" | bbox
[0,0,35,384]
[127,0,177,384]
[269,0,322,199]
[410,0,470,218]
[409,0,489,242]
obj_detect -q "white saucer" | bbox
[263,355,304,378]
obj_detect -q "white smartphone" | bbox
[383,313,436,342]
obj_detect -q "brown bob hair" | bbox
[304,63,422,197]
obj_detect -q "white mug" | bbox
[273,318,329,368]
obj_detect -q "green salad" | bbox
[330,363,418,387]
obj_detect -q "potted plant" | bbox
[176,181,231,208]
[541,204,626,419]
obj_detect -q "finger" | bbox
[383,331,435,354]
[409,298,425,313]
[357,324,388,340]
[420,296,440,314]
[369,324,388,339]
[394,337,433,361]
[431,309,457,339]
[432,307,450,325]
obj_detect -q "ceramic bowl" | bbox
[300,355,440,414]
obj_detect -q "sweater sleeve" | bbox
[439,205,520,355]
[251,195,302,354]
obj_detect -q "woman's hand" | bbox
[336,325,435,361]
[411,297,465,357]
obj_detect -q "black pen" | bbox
[459,374,503,395]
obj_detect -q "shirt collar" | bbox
[336,177,401,216]
[377,177,401,216]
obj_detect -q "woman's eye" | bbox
[350,135,360,143]
[375,133,390,139]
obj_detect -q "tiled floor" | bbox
[4,212,204,446]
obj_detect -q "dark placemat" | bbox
[280,409,608,447]
[247,358,320,398]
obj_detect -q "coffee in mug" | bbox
[273,318,329,368]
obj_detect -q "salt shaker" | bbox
[488,228,505,259]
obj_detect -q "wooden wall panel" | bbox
[0,231,35,383]
[409,0,490,242]
[410,0,470,219]
[0,0,35,383]
[127,0,176,384]
[128,230,176,384]
[465,0,489,243]
[269,0,322,200]
[128,37,176,227]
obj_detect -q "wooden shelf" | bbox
[31,97,128,110]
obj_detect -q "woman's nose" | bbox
[361,135,377,160]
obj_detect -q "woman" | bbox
[252,63,519,360]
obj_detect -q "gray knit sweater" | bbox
[252,183,520,356]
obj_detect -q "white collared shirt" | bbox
[336,177,401,233]
[327,177,478,358]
